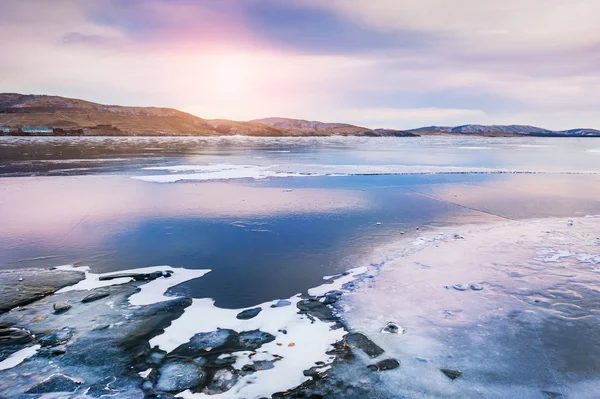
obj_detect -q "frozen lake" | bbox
[1,136,600,397]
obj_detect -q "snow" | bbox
[0,345,41,371]
[139,368,153,378]
[49,261,368,399]
[162,295,346,399]
[56,265,211,306]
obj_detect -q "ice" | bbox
[0,345,41,371]
[341,216,600,398]
[131,162,600,183]
[307,266,368,297]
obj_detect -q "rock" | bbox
[452,284,468,291]
[322,291,343,305]
[344,333,385,358]
[297,299,335,321]
[0,327,33,345]
[169,330,235,358]
[567,220,574,226]
[0,327,35,361]
[441,368,463,380]
[453,234,463,240]
[236,307,262,320]
[239,330,275,350]
[367,358,400,371]
[82,291,110,303]
[98,270,172,282]
[92,324,111,331]
[25,373,83,393]
[212,355,236,367]
[85,376,121,398]
[204,368,239,394]
[37,345,67,357]
[469,284,484,291]
[53,302,71,314]
[381,322,405,334]
[155,362,205,392]
[0,268,85,313]
[542,390,564,398]
[39,327,74,347]
[271,299,291,308]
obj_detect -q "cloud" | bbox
[0,0,599,129]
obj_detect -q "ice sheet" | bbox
[132,163,600,183]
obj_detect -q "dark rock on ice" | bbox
[452,284,468,291]
[204,367,239,394]
[271,299,292,308]
[470,284,484,291]
[85,376,121,398]
[0,268,85,313]
[53,301,71,314]
[39,327,74,347]
[441,368,463,380]
[322,290,343,305]
[239,330,276,350]
[168,329,235,358]
[542,390,564,398]
[381,322,404,334]
[297,299,336,321]
[367,358,400,371]
[81,290,110,303]
[99,270,172,282]
[236,307,262,320]
[25,373,83,393]
[344,332,385,358]
[155,361,205,392]
[0,327,33,345]
[37,345,66,357]
[0,327,35,361]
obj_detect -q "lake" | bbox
[1,136,600,309]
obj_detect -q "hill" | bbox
[407,124,600,137]
[0,94,598,137]
[0,94,414,137]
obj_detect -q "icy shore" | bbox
[340,216,600,398]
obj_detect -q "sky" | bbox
[1,0,599,130]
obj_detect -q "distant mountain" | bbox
[407,124,600,137]
[1,94,598,137]
[0,94,413,137]
[252,117,417,136]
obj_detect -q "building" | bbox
[22,126,54,135]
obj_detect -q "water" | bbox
[1,136,600,309]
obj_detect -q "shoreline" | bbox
[1,215,600,397]
[338,215,600,398]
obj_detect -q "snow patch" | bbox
[0,345,41,371]
[56,265,210,306]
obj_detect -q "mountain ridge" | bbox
[0,93,598,137]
